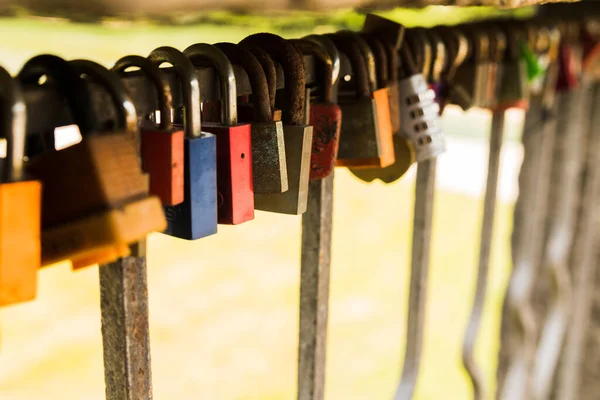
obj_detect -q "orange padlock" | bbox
[113,56,185,207]
[0,65,41,306]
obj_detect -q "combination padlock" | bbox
[148,47,218,240]
[291,38,342,181]
[398,42,446,162]
[0,65,41,306]
[184,43,254,225]
[215,42,288,195]
[21,57,166,268]
[240,33,313,215]
[112,55,185,207]
[327,33,394,169]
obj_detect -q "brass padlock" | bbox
[215,42,289,194]
[20,56,166,269]
[240,33,313,215]
[0,65,41,307]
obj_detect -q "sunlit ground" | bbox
[0,17,521,399]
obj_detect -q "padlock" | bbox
[290,38,342,181]
[398,41,446,162]
[582,21,600,80]
[434,26,471,111]
[148,47,218,240]
[214,42,289,194]
[112,55,184,207]
[240,33,313,215]
[452,25,490,109]
[495,23,530,111]
[0,65,41,306]
[556,41,582,92]
[482,25,507,110]
[20,57,166,268]
[327,33,394,169]
[183,43,254,225]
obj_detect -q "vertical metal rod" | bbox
[531,87,587,400]
[100,241,153,400]
[394,158,437,400]
[297,174,335,400]
[462,111,505,400]
[556,83,600,400]
[499,97,557,400]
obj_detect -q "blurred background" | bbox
[0,8,526,399]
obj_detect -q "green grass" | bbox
[0,17,515,399]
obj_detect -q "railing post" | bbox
[100,241,153,400]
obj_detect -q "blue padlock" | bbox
[148,46,217,240]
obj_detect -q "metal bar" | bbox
[99,241,153,400]
[462,111,505,400]
[531,87,587,400]
[297,174,335,400]
[499,96,557,400]
[394,158,437,400]
[556,82,600,400]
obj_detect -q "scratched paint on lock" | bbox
[164,136,217,240]
[309,103,342,180]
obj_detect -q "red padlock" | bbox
[556,24,583,92]
[184,43,254,225]
[112,55,184,206]
[292,38,342,180]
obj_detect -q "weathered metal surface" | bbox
[99,242,153,400]
[394,158,436,400]
[462,111,504,400]
[498,94,557,400]
[298,173,334,400]
[531,86,586,400]
[554,82,600,400]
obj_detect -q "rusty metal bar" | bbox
[99,241,153,400]
[531,86,587,400]
[556,82,600,400]
[499,95,557,400]
[462,111,505,400]
[394,158,437,400]
[297,174,335,400]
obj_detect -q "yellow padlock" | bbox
[0,65,41,306]
[18,56,166,270]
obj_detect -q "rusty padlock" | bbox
[327,33,394,169]
[0,65,40,306]
[291,38,342,181]
[112,55,184,207]
[240,33,313,215]
[20,57,166,268]
[148,47,218,240]
[214,42,289,195]
[184,43,254,225]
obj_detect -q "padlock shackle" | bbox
[0,66,26,182]
[17,54,96,137]
[289,39,334,104]
[337,31,377,92]
[326,34,371,98]
[303,35,341,86]
[425,31,446,84]
[148,46,202,139]
[404,28,432,81]
[362,34,388,89]
[70,60,138,136]
[214,42,273,124]
[112,55,173,131]
[398,41,419,78]
[184,43,238,126]
[379,39,399,82]
[239,33,306,126]
[241,46,277,113]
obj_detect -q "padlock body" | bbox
[387,81,401,135]
[399,74,446,162]
[42,196,165,268]
[254,124,313,215]
[450,62,477,110]
[496,60,530,111]
[27,134,149,228]
[250,121,288,194]
[203,122,254,225]
[308,102,342,180]
[372,88,396,168]
[164,133,218,240]
[0,180,41,306]
[337,96,387,168]
[141,126,185,206]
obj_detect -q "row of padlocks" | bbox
[1,4,600,399]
